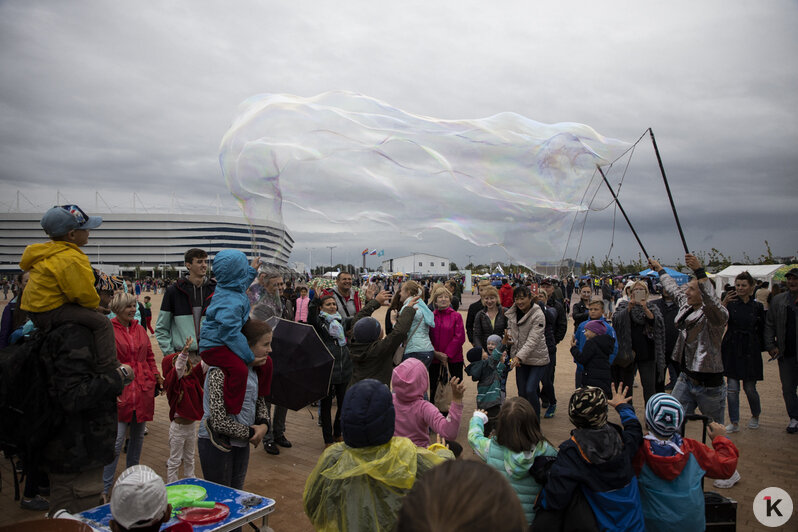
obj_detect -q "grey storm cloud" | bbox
[1,0,796,268]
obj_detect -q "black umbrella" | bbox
[265,317,334,411]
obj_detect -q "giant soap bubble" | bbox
[219,91,629,265]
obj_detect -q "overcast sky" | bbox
[1,1,796,270]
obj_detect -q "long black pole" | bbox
[596,165,649,258]
[649,128,689,253]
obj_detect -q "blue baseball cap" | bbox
[40,204,103,237]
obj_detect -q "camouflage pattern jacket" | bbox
[40,323,125,474]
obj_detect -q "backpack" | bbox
[0,330,64,458]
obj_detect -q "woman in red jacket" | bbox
[429,285,466,404]
[102,292,163,498]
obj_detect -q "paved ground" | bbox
[1,290,796,530]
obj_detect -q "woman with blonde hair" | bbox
[102,292,163,499]
[429,285,466,403]
[399,280,436,368]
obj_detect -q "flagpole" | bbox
[597,165,649,258]
[649,128,689,253]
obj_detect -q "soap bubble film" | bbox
[219,91,630,264]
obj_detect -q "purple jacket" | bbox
[431,307,466,363]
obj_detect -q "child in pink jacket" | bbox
[295,286,310,323]
[392,358,466,456]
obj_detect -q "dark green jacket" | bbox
[348,300,416,387]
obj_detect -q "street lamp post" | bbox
[327,245,337,269]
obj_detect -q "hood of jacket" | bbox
[212,249,255,292]
[391,357,429,403]
[589,334,616,356]
[571,424,623,465]
[636,438,689,481]
[19,241,77,271]
[503,441,553,480]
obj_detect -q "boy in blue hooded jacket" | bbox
[199,250,263,449]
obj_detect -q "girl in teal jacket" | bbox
[468,396,557,525]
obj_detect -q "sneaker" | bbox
[713,470,741,489]
[203,419,231,453]
[264,441,280,455]
[747,417,759,429]
[788,419,798,434]
[274,434,293,448]
[725,423,739,433]
[544,404,557,419]
[20,495,49,511]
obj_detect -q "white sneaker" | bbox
[725,423,739,433]
[787,419,798,434]
[713,470,741,489]
[747,417,759,429]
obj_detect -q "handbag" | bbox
[393,317,424,366]
[434,362,453,412]
[612,348,635,368]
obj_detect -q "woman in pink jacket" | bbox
[295,286,310,322]
[392,358,465,455]
[429,285,466,402]
[102,292,163,497]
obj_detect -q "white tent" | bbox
[713,264,784,293]
[322,270,340,278]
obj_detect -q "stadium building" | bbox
[0,212,293,276]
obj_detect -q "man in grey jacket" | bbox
[764,267,798,434]
[649,255,728,425]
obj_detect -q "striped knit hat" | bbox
[568,387,608,429]
[645,393,684,438]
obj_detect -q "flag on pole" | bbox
[377,250,384,257]
[369,249,378,255]
[361,248,369,255]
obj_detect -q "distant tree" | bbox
[450,262,459,271]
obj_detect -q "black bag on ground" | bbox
[683,414,737,531]
[0,330,63,457]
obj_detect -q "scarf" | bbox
[321,311,346,346]
[644,432,684,456]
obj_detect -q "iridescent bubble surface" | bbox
[219,91,630,265]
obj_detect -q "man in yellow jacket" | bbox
[20,205,119,370]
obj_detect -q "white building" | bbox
[381,253,451,276]
[0,212,293,275]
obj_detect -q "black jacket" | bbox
[308,298,353,386]
[573,301,590,328]
[349,300,416,387]
[472,307,508,351]
[465,299,485,344]
[41,323,125,474]
[571,334,614,396]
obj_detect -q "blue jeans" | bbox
[404,350,434,367]
[102,416,146,493]
[515,364,550,418]
[671,374,726,424]
[726,378,761,423]
[778,356,798,420]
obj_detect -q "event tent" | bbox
[639,267,690,286]
[712,264,785,294]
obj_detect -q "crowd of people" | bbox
[0,203,796,531]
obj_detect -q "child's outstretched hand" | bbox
[707,422,726,439]
[571,335,577,348]
[182,336,193,353]
[250,256,261,271]
[435,434,449,449]
[607,383,632,408]
[450,377,466,403]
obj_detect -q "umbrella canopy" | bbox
[265,317,334,411]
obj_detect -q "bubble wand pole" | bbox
[596,165,648,258]
[649,128,689,254]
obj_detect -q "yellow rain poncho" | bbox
[303,437,453,532]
